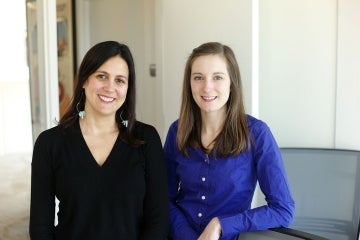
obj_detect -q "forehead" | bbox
[191,54,228,72]
[97,56,129,74]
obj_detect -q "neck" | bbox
[200,111,226,149]
[79,115,118,136]
[201,111,226,134]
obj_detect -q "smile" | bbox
[99,95,115,102]
[202,96,216,101]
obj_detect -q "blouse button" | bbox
[201,195,206,200]
[198,213,203,218]
[201,177,206,182]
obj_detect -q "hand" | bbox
[197,217,222,240]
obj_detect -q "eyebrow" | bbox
[191,72,226,75]
[95,70,128,79]
[213,72,226,75]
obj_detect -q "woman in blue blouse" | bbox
[164,42,295,240]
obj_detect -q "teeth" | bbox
[99,95,114,102]
[202,96,216,100]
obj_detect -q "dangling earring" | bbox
[120,111,128,128]
[76,90,86,119]
[77,102,86,119]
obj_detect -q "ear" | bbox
[82,79,88,88]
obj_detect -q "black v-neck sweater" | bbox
[29,121,169,240]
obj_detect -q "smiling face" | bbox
[82,55,129,118]
[190,54,231,116]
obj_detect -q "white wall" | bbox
[335,0,360,150]
[259,0,360,150]
[76,0,163,136]
[76,0,254,140]
[157,0,253,138]
[78,0,360,150]
[259,0,338,148]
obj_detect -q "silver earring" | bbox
[76,102,86,119]
[120,111,128,127]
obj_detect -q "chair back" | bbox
[280,148,360,240]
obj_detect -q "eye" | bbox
[193,75,203,81]
[115,77,127,84]
[214,75,223,80]
[96,74,107,80]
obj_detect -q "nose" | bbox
[103,79,116,91]
[203,78,213,92]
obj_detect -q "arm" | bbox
[198,217,222,240]
[164,122,199,240]
[29,132,56,240]
[141,125,169,240]
[218,122,295,237]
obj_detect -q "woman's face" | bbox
[83,55,129,118]
[190,54,231,115]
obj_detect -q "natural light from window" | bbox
[0,0,33,155]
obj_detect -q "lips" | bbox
[202,96,216,102]
[99,95,115,102]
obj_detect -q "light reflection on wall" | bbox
[0,0,32,155]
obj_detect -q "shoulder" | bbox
[34,124,77,149]
[35,125,62,144]
[246,114,272,137]
[163,119,179,149]
[32,125,66,156]
[164,119,179,141]
[134,121,161,141]
[167,119,179,134]
[246,115,279,150]
[247,115,269,131]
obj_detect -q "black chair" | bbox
[238,227,328,239]
[239,148,360,240]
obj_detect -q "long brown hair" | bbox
[177,42,250,157]
[59,41,141,145]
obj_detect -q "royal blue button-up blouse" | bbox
[164,115,295,240]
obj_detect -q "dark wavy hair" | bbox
[59,41,141,145]
[177,42,250,157]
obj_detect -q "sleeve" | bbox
[140,125,170,240]
[164,122,199,240]
[29,132,56,240]
[218,123,295,237]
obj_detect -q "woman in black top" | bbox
[29,41,169,240]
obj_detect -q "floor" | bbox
[0,153,31,240]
